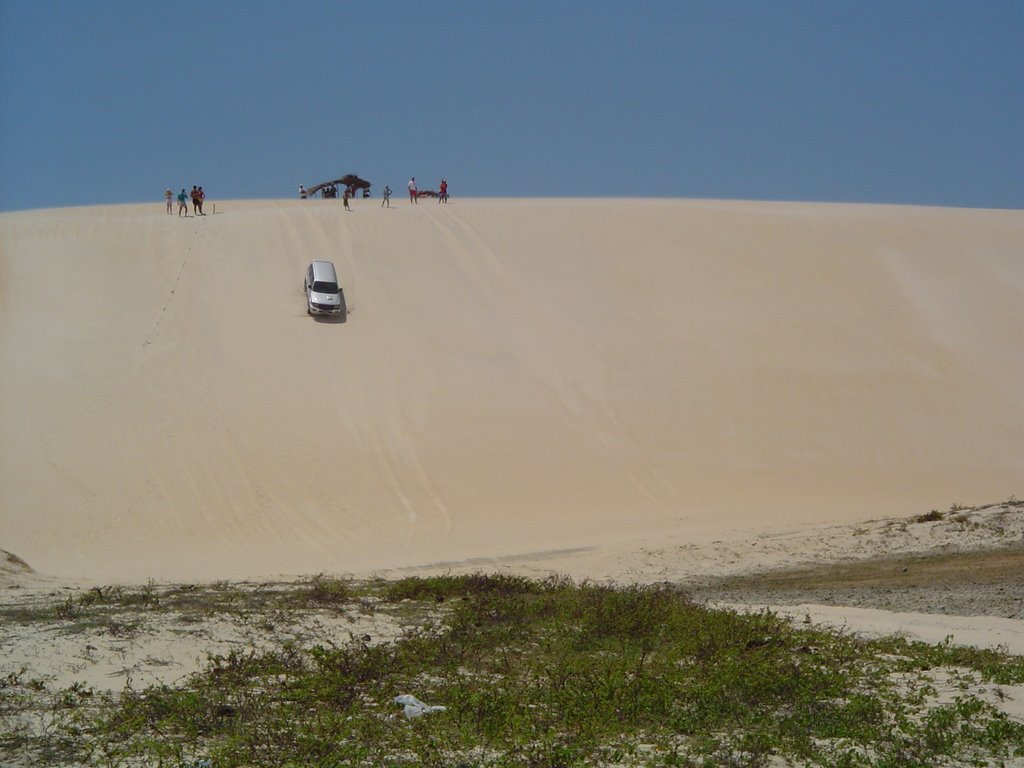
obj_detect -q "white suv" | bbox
[304,260,346,317]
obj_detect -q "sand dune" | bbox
[1,198,1021,582]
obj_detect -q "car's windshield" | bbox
[312,281,338,294]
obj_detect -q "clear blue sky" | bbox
[1,1,1021,211]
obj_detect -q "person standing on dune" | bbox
[408,177,418,204]
[177,189,189,217]
[381,185,392,207]
[439,178,448,204]
[165,188,173,214]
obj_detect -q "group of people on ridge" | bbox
[165,186,206,217]
[169,177,452,214]
[405,177,449,204]
[295,177,451,209]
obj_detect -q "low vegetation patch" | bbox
[2,574,1022,767]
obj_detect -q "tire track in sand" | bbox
[293,204,453,542]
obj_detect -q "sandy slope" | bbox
[1,198,1021,582]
